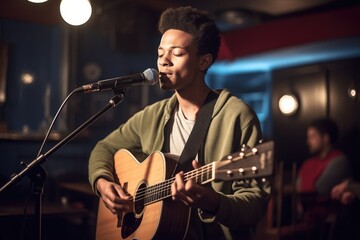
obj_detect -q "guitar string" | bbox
[132,164,214,203]
[132,151,249,199]
[132,163,213,197]
[133,165,212,201]
[130,151,256,204]
[135,169,212,205]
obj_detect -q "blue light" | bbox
[208,36,360,75]
[206,36,360,139]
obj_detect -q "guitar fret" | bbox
[159,183,164,199]
[142,181,172,206]
[151,186,154,202]
[205,165,208,182]
[141,161,227,206]
[150,186,153,203]
[147,186,150,203]
[154,184,158,202]
[201,167,204,183]
[207,165,210,181]
[156,183,161,201]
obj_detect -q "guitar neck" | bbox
[141,162,215,206]
[136,141,274,207]
[183,162,216,184]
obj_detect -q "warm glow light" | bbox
[60,0,92,26]
[348,87,357,99]
[0,92,5,103]
[28,0,48,3]
[21,73,35,85]
[350,89,356,97]
[278,94,299,116]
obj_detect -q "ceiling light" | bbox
[60,0,92,26]
[28,0,48,3]
[278,94,299,116]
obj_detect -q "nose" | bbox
[158,53,172,67]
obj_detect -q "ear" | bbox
[198,53,213,71]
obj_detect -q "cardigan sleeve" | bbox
[198,114,271,228]
[88,110,144,195]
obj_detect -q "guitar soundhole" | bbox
[134,182,146,215]
[121,182,146,239]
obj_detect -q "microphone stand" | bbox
[0,89,126,240]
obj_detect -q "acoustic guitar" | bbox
[96,141,274,240]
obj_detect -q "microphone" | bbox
[75,68,159,93]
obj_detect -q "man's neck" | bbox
[175,80,211,121]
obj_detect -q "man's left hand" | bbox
[171,160,220,213]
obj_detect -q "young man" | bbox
[297,119,351,195]
[89,6,269,239]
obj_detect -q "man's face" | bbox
[157,29,201,91]
[307,127,326,154]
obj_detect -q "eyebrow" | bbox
[158,46,185,50]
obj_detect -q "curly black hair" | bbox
[158,6,221,65]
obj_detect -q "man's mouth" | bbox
[160,71,173,79]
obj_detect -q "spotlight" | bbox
[278,94,299,116]
[60,0,92,26]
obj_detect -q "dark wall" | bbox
[328,59,360,179]
[70,20,170,136]
[272,58,360,173]
[207,71,272,139]
[0,19,68,202]
[0,18,170,203]
[0,19,61,132]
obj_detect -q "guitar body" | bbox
[96,149,191,240]
[96,141,274,239]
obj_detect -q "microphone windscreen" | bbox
[143,68,159,85]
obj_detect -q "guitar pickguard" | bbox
[121,212,143,239]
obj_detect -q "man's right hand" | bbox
[96,178,133,214]
[331,179,356,205]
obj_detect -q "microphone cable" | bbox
[20,89,78,240]
[36,89,78,158]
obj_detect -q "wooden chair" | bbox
[256,161,317,240]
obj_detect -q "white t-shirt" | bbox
[169,105,196,158]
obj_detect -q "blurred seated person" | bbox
[294,119,351,235]
[332,179,360,205]
[297,119,351,195]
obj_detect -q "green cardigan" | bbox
[88,89,270,239]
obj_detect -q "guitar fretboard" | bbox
[134,162,215,206]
